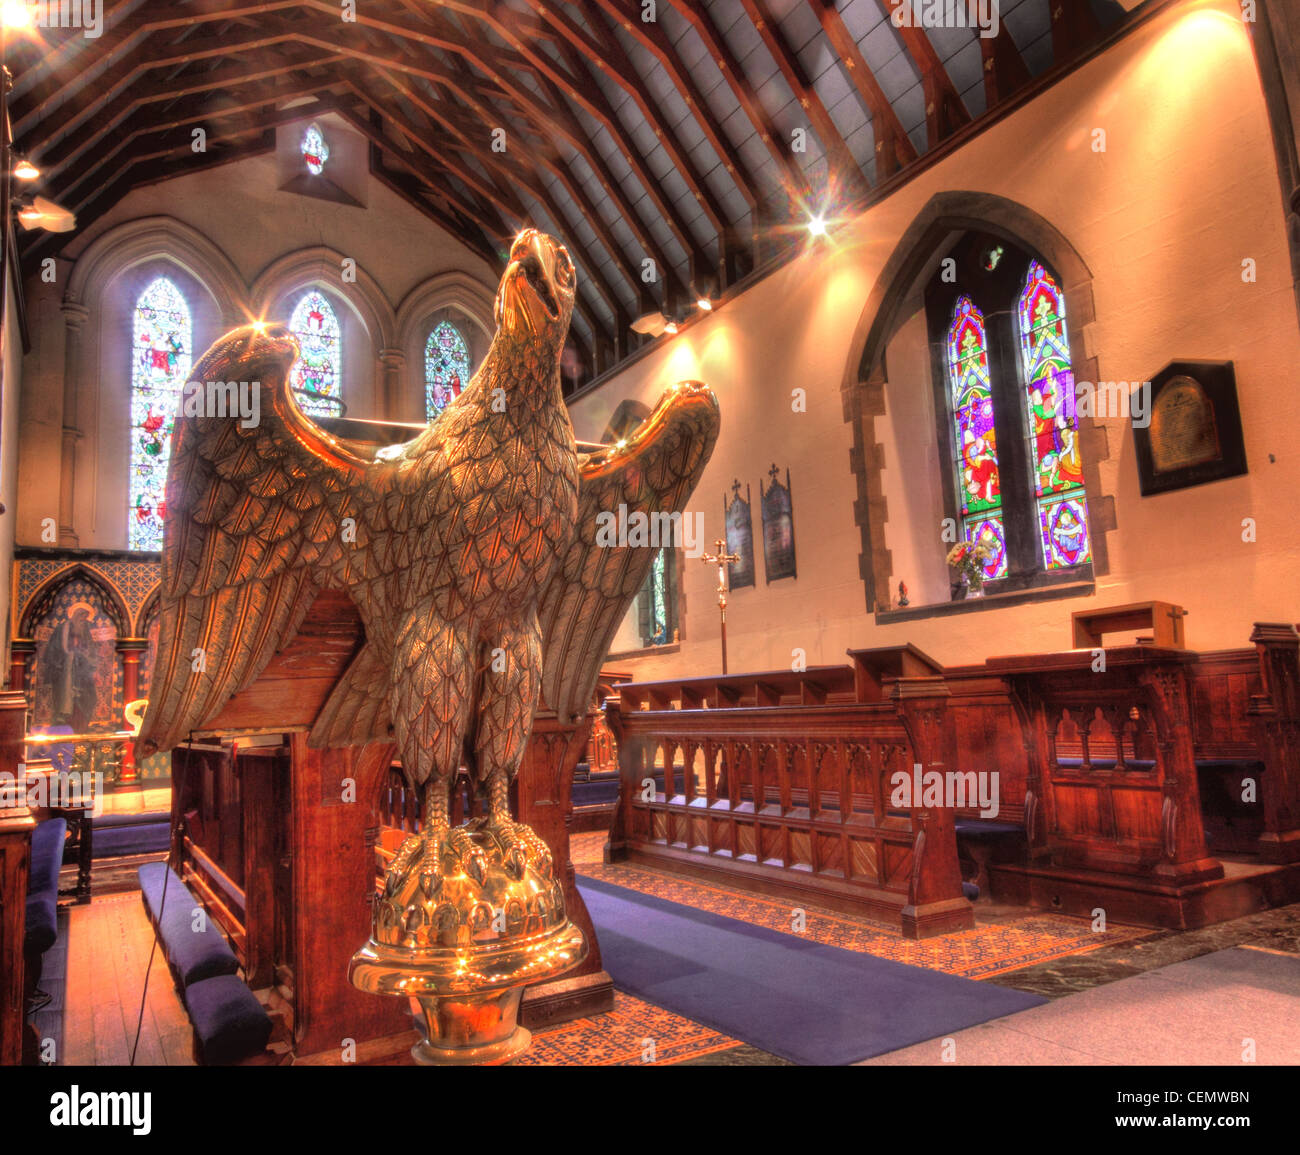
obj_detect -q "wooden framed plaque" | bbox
[1133,361,1247,495]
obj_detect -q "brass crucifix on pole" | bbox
[700,538,740,674]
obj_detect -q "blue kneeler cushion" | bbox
[183,975,272,1065]
[137,861,241,987]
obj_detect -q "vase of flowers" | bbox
[946,537,994,599]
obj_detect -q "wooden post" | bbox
[0,691,34,1065]
[516,711,615,1028]
[1138,665,1223,886]
[889,676,976,939]
[1248,623,1300,863]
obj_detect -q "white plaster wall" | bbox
[569,0,1300,676]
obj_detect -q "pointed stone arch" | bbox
[840,191,1115,611]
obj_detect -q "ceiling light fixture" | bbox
[17,196,77,233]
[695,296,713,312]
[630,310,669,337]
[13,159,39,181]
[807,214,828,238]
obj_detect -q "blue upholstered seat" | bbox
[183,975,272,1065]
[25,817,67,956]
[137,861,240,987]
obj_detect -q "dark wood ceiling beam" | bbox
[672,3,810,198]
[10,1,306,134]
[589,0,762,212]
[381,1,695,301]
[327,98,524,266]
[337,78,621,352]
[33,48,341,183]
[23,123,283,266]
[520,0,731,238]
[42,74,337,205]
[807,0,917,180]
[873,1,972,147]
[737,0,871,201]
[969,2,1032,108]
[369,66,636,322]
[15,27,308,152]
[322,92,504,226]
[1050,0,1105,64]
[61,103,310,216]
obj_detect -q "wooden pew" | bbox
[605,654,975,939]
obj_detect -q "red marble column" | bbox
[116,639,148,789]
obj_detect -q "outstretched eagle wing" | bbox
[538,381,720,722]
[139,325,373,754]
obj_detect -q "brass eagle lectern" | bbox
[140,230,720,1063]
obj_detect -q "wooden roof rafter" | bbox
[873,0,972,148]
[737,0,872,203]
[807,0,918,181]
[368,64,639,323]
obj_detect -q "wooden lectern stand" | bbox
[172,589,612,1062]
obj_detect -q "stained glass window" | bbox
[650,549,668,645]
[287,290,341,416]
[425,321,472,420]
[129,276,191,551]
[301,123,329,175]
[946,296,1007,580]
[1018,261,1091,568]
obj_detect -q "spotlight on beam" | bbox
[13,159,40,182]
[695,296,713,312]
[807,214,828,238]
[663,319,679,336]
[0,0,33,27]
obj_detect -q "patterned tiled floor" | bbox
[517,992,738,1066]
[569,831,1153,980]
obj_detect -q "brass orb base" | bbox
[349,817,587,1066]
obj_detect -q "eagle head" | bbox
[494,229,576,345]
[201,321,299,384]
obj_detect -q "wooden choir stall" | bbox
[168,588,614,1062]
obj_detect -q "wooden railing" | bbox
[605,652,975,939]
[603,625,1300,933]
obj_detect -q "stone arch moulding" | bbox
[394,270,496,350]
[395,271,497,422]
[250,246,397,350]
[55,218,250,548]
[839,190,1115,613]
[65,215,249,326]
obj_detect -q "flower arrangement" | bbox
[946,535,995,590]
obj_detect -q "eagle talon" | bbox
[445,827,487,885]
[487,816,552,877]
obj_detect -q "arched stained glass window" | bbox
[287,290,341,416]
[946,296,1007,580]
[425,321,472,420]
[129,275,192,551]
[1018,261,1091,569]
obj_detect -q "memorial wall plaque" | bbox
[1133,361,1246,495]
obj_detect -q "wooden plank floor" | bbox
[63,894,194,1066]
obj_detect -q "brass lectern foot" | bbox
[350,818,587,1065]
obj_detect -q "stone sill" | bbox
[606,642,681,662]
[875,578,1096,625]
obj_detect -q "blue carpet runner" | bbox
[578,874,1046,1065]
